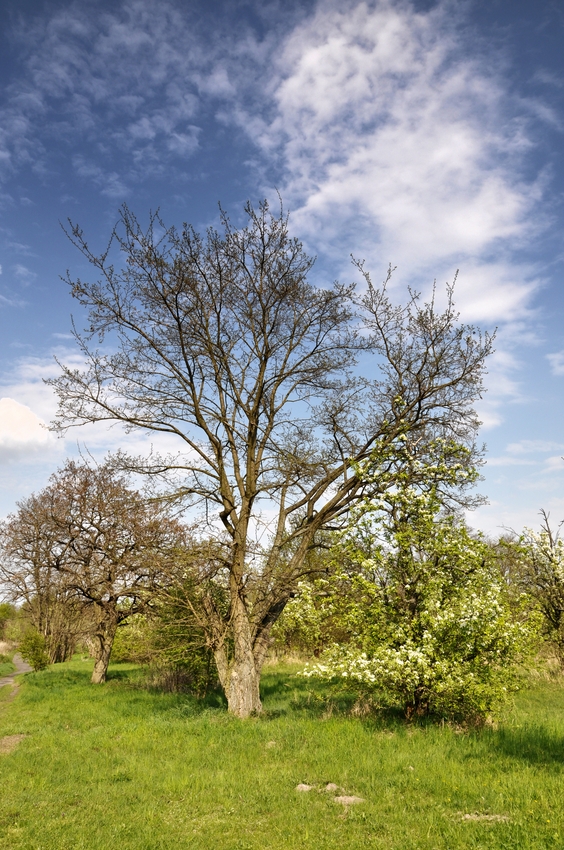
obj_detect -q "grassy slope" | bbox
[1,660,564,849]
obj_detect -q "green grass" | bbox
[0,659,15,677]
[1,659,564,849]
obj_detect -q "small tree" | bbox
[49,200,493,715]
[520,512,564,664]
[300,451,533,721]
[0,502,86,663]
[0,460,184,683]
[18,629,50,672]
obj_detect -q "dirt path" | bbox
[0,654,32,688]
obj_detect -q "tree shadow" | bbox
[484,724,564,767]
[258,668,395,723]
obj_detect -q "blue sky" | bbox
[0,0,563,535]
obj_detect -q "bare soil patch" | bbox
[456,812,510,823]
[334,795,365,805]
[0,734,26,754]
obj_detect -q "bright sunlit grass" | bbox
[1,659,564,849]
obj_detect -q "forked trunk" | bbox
[90,618,118,684]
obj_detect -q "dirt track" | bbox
[0,653,32,688]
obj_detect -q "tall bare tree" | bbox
[0,460,183,682]
[49,200,493,715]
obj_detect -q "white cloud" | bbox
[0,0,223,191]
[229,0,547,332]
[506,439,564,455]
[485,457,536,468]
[0,350,189,465]
[0,397,54,463]
[547,350,564,375]
[72,156,130,199]
[543,455,564,473]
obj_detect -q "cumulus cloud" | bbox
[0,350,186,464]
[0,397,54,463]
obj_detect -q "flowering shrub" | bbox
[296,482,536,722]
[520,515,564,662]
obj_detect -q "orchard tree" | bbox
[520,511,564,663]
[49,200,493,716]
[299,458,534,721]
[0,493,85,663]
[0,460,183,682]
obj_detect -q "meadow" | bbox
[1,660,564,850]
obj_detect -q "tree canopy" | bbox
[0,460,183,682]
[49,200,493,715]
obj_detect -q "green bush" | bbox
[18,630,50,671]
[298,486,538,723]
[111,609,217,697]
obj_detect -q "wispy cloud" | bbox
[233,1,548,323]
[13,264,36,287]
[506,439,564,455]
[547,350,564,375]
[72,157,130,199]
[0,0,557,438]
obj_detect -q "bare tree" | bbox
[0,460,183,682]
[49,200,493,715]
[0,491,85,663]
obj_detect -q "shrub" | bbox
[18,630,50,671]
[299,487,537,722]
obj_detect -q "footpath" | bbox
[0,653,32,688]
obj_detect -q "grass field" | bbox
[1,659,564,849]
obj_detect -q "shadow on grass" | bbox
[258,667,411,729]
[484,724,564,767]
[26,660,564,751]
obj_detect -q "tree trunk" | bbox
[213,589,263,717]
[225,653,262,718]
[90,618,118,684]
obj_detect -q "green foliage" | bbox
[18,629,50,671]
[295,446,537,722]
[110,614,154,664]
[110,601,217,697]
[0,601,16,640]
